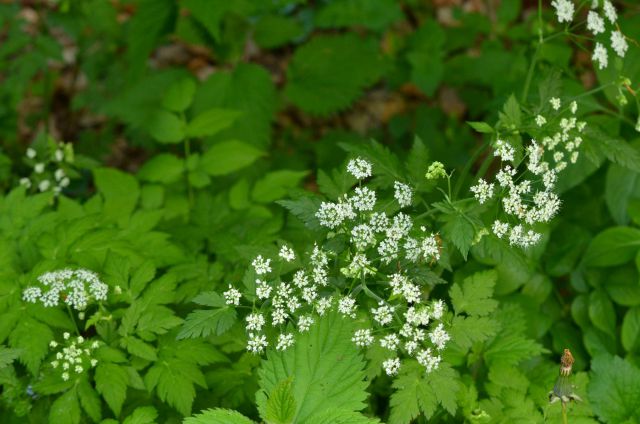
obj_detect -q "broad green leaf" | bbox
[0,345,20,369]
[186,108,242,138]
[605,163,638,225]
[467,121,494,133]
[622,307,640,352]
[147,110,185,144]
[9,317,53,374]
[264,379,296,424]
[254,15,303,49]
[406,20,445,96]
[285,34,387,115]
[138,154,184,184]
[484,333,545,367]
[588,290,616,336]
[258,312,368,422]
[163,78,196,112]
[123,336,158,361]
[183,408,254,424]
[450,270,498,316]
[589,355,640,423]
[252,170,309,203]
[442,213,477,260]
[78,378,102,422]
[199,140,264,176]
[583,226,640,267]
[449,315,498,351]
[49,387,81,424]
[95,362,129,415]
[306,409,381,424]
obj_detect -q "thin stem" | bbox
[66,304,81,336]
[562,402,568,424]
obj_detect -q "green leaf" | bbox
[95,362,129,416]
[264,379,296,424]
[258,312,368,422]
[183,408,254,424]
[484,333,545,367]
[449,315,498,351]
[163,78,197,112]
[123,336,158,361]
[450,270,498,316]
[199,140,265,176]
[498,94,521,128]
[583,226,640,267]
[589,355,640,423]
[78,378,102,422]
[285,34,387,114]
[315,0,402,31]
[0,345,20,369]
[441,213,477,260]
[589,290,616,336]
[147,110,185,144]
[605,163,638,225]
[186,108,242,138]
[406,20,445,96]
[9,317,53,374]
[277,196,323,230]
[49,387,81,424]
[123,406,158,424]
[138,154,184,184]
[93,168,140,224]
[306,409,380,424]
[177,307,237,339]
[622,307,640,352]
[252,170,309,203]
[467,121,494,133]
[254,15,303,49]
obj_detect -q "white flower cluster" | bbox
[19,143,73,195]
[473,99,584,248]
[23,269,108,311]
[49,334,99,381]
[225,158,450,376]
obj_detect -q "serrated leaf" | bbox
[183,408,254,424]
[277,196,323,230]
[258,312,368,422]
[94,167,140,224]
[252,170,309,203]
[177,307,237,339]
[123,336,158,361]
[123,406,158,424]
[339,140,403,183]
[285,34,386,115]
[484,334,545,367]
[588,355,640,423]
[264,378,296,424]
[442,214,476,260]
[0,345,20,369]
[78,378,102,422]
[186,108,242,138]
[449,315,498,351]
[9,317,53,374]
[95,362,129,416]
[306,409,381,424]
[200,140,265,176]
[145,357,204,416]
[49,387,81,424]
[450,270,498,316]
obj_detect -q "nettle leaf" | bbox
[95,362,129,416]
[589,355,640,423]
[178,292,237,339]
[264,378,296,424]
[257,312,368,422]
[200,140,265,176]
[183,408,254,424]
[441,210,480,260]
[605,163,638,225]
[583,226,640,267]
[254,15,303,49]
[49,386,81,424]
[389,361,459,424]
[450,270,498,316]
[285,34,387,115]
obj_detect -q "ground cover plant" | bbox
[1,0,640,423]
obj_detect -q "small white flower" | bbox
[26,148,37,159]
[54,149,64,162]
[38,179,51,192]
[298,315,314,332]
[393,182,413,207]
[352,329,374,347]
[551,0,574,23]
[383,358,401,376]
[592,42,608,70]
[587,11,605,34]
[431,300,445,320]
[276,333,294,351]
[90,359,98,367]
[338,296,357,318]
[223,285,242,306]
[603,0,617,23]
[315,296,333,316]
[535,115,546,126]
[74,365,83,374]
[351,224,376,251]
[416,348,441,373]
[429,323,450,350]
[63,332,70,340]
[59,177,70,188]
[492,220,509,239]
[255,279,272,299]
[421,234,440,262]
[380,334,400,351]
[372,301,395,326]
[247,333,268,354]
[34,163,45,174]
[62,372,69,381]
[494,139,515,162]
[611,31,628,58]
[347,157,372,180]
[252,255,272,275]
[278,245,295,262]
[350,186,376,211]
[369,212,389,233]
[245,313,265,331]
[470,178,494,204]
[550,97,561,110]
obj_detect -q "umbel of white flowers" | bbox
[49,333,100,382]
[470,98,583,248]
[23,268,108,311]
[224,157,451,377]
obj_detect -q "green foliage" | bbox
[589,355,640,423]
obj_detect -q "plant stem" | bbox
[562,402,568,424]
[66,304,81,337]
[522,0,544,102]
[184,137,194,206]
